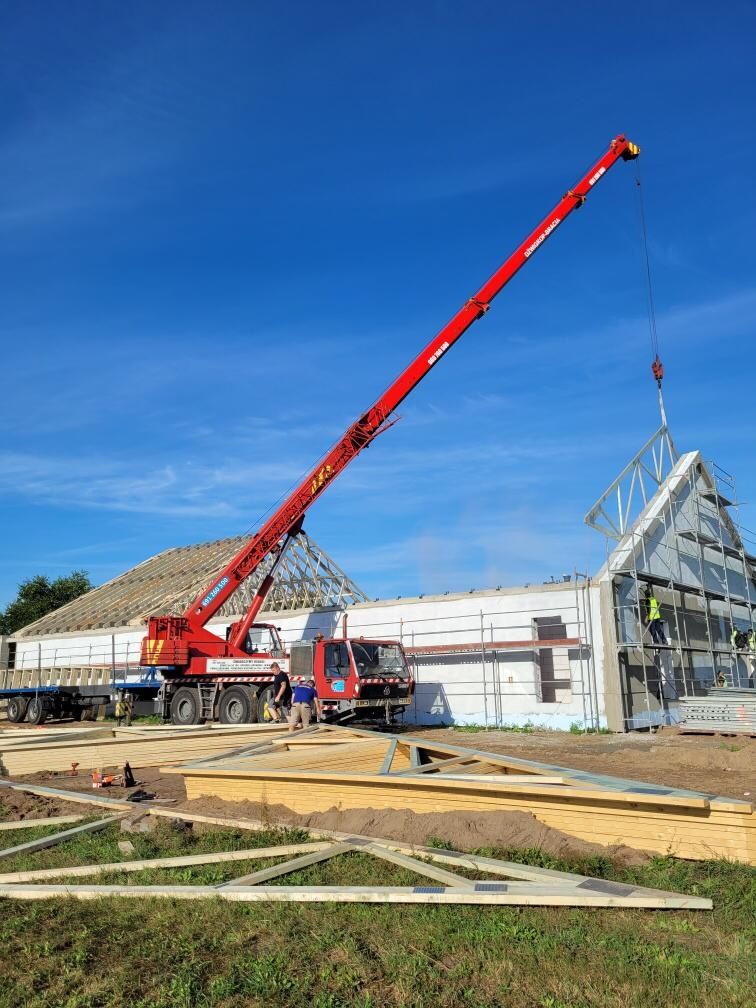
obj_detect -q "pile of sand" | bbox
[180,796,650,865]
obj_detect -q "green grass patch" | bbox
[569,722,613,734]
[0,824,753,1008]
[453,722,537,734]
[0,818,99,851]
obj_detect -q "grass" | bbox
[454,722,537,734]
[0,820,753,1008]
[568,723,613,735]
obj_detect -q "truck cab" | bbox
[290,637,414,721]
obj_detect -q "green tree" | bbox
[0,571,93,635]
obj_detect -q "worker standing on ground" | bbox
[644,587,667,646]
[123,695,133,726]
[288,678,322,732]
[114,697,126,727]
[268,662,291,723]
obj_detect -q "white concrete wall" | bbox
[10,583,608,730]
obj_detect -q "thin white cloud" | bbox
[0,452,308,519]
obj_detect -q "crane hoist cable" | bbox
[634,158,667,427]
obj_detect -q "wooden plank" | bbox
[220,842,354,887]
[0,842,332,884]
[177,766,713,809]
[379,739,397,774]
[0,723,295,775]
[179,739,281,768]
[0,815,85,832]
[0,882,712,908]
[0,779,137,811]
[358,842,475,888]
[394,754,482,776]
[0,816,121,860]
[426,773,565,784]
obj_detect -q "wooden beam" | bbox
[175,766,713,808]
[379,739,397,774]
[393,754,484,776]
[427,774,565,785]
[221,841,354,887]
[0,816,121,860]
[0,882,712,909]
[0,842,332,884]
[357,842,474,888]
[0,815,85,832]
[0,779,140,811]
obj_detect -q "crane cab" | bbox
[241,623,286,658]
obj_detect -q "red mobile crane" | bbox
[142,134,640,726]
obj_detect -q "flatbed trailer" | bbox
[0,671,162,725]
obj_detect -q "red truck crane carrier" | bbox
[139,134,640,727]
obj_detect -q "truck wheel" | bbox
[170,687,201,726]
[25,697,48,725]
[7,696,28,723]
[218,686,256,724]
[70,707,84,721]
[256,684,277,722]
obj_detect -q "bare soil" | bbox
[177,795,652,864]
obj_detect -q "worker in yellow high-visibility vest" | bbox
[644,586,667,646]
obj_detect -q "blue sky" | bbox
[2,1,755,608]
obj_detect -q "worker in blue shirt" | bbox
[289,678,322,731]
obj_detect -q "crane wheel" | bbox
[25,697,48,725]
[218,686,257,724]
[6,696,28,723]
[170,687,202,726]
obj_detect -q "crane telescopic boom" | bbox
[177,134,639,650]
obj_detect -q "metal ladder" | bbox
[198,683,218,721]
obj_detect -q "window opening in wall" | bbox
[534,617,572,703]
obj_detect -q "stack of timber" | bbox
[679,687,756,735]
[166,725,756,864]
[0,722,291,776]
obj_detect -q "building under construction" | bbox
[3,423,754,733]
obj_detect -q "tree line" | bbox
[0,571,93,635]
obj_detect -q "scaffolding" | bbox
[278,581,599,730]
[586,429,756,729]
